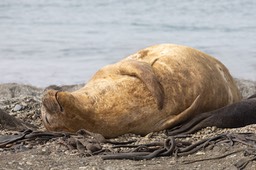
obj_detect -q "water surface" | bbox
[0,0,255,87]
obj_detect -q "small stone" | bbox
[17,166,24,170]
[50,168,59,170]
[64,150,70,155]
[169,160,176,164]
[211,126,217,131]
[13,104,22,111]
[8,161,15,165]
[26,144,33,149]
[26,161,33,165]
[195,151,205,155]
[18,161,24,166]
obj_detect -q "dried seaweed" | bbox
[1,130,256,169]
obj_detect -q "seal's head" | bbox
[41,90,93,132]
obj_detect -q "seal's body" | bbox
[41,44,241,138]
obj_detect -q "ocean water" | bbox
[0,0,255,87]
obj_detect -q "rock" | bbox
[235,79,256,98]
[13,104,22,111]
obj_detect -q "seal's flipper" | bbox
[156,95,202,132]
[119,60,164,110]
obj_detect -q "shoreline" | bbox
[0,78,255,99]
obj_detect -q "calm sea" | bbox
[0,0,255,87]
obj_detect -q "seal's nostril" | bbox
[55,91,64,112]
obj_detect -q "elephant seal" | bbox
[41,44,241,138]
[167,94,256,136]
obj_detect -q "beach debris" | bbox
[0,129,256,169]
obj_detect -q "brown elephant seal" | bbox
[167,94,256,136]
[41,44,241,138]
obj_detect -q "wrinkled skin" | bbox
[41,44,241,138]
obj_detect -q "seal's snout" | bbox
[41,90,74,131]
[42,90,63,114]
[42,90,87,132]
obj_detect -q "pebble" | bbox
[26,161,33,165]
[13,104,22,111]
[26,144,33,149]
[195,151,205,155]
[169,160,176,165]
[8,161,15,165]
[50,167,59,170]
[17,166,24,170]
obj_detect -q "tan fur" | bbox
[41,44,241,138]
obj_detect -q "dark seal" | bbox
[167,94,256,136]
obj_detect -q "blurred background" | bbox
[0,0,255,87]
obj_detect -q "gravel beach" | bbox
[0,79,256,170]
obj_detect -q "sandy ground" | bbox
[0,79,256,170]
